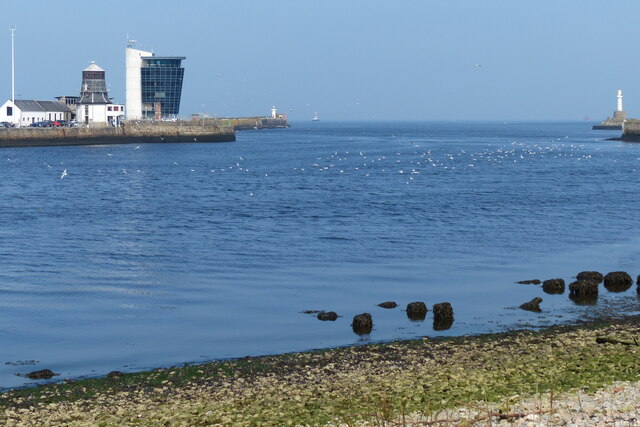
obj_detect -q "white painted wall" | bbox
[0,100,20,125]
[79,103,125,125]
[0,100,70,127]
[20,111,46,126]
[126,47,153,120]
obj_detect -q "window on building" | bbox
[108,106,112,111]
[6,106,12,116]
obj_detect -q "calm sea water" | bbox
[2,121,640,389]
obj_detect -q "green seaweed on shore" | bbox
[2,319,640,425]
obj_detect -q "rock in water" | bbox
[317,311,338,321]
[542,279,565,294]
[569,280,599,298]
[576,271,604,283]
[351,313,373,334]
[519,297,542,312]
[432,302,454,330]
[406,302,427,320]
[107,371,124,379]
[569,279,599,305]
[25,369,57,380]
[377,301,398,309]
[603,271,632,292]
[517,279,541,285]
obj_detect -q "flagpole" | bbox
[10,27,15,103]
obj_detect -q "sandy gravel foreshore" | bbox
[2,317,640,426]
[392,380,640,426]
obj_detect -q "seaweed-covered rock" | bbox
[317,311,338,321]
[432,302,454,330]
[25,369,57,380]
[406,302,427,320]
[377,301,398,309]
[517,279,541,285]
[351,313,373,334]
[107,371,125,379]
[603,271,632,292]
[569,280,599,297]
[519,297,542,312]
[576,271,604,283]
[542,279,565,294]
[432,302,454,322]
[637,274,640,286]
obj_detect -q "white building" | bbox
[76,102,125,126]
[77,63,124,126]
[126,46,186,120]
[0,99,72,126]
[125,47,153,120]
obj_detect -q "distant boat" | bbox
[312,112,320,121]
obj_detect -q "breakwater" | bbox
[620,119,640,141]
[0,121,235,148]
[209,117,290,131]
[592,119,623,130]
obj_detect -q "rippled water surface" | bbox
[2,121,640,389]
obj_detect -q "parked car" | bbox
[30,120,53,127]
[0,121,15,128]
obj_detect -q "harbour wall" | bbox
[620,120,640,141]
[0,122,236,148]
[206,117,290,131]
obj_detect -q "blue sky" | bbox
[0,0,637,121]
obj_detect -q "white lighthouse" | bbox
[617,89,623,112]
[271,105,277,119]
[613,89,626,121]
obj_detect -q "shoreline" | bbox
[2,313,640,425]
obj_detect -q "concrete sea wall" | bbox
[621,120,640,141]
[204,117,290,131]
[0,122,235,148]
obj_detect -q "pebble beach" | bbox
[2,315,640,426]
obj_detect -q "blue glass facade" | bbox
[140,57,185,119]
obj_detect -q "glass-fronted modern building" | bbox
[126,47,186,120]
[140,56,185,119]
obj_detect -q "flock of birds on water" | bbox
[1,137,605,195]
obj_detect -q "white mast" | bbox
[617,89,623,112]
[10,26,15,103]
